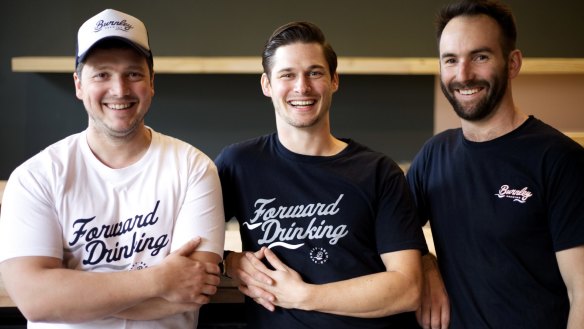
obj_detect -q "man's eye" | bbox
[128,72,144,80]
[94,72,108,79]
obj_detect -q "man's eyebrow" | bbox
[275,67,293,74]
[470,47,495,55]
[440,52,456,59]
[440,47,495,59]
[276,64,327,71]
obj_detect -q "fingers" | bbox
[239,280,275,302]
[243,252,274,285]
[417,276,439,329]
[204,260,221,276]
[203,268,221,286]
[192,293,212,305]
[253,247,267,259]
[238,263,273,289]
[440,300,451,329]
[263,247,289,271]
[431,306,442,329]
[177,273,220,305]
[200,282,218,296]
[239,284,276,311]
[416,303,431,329]
[254,297,276,312]
[415,307,425,328]
[416,302,450,329]
[158,252,221,304]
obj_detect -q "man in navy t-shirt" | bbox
[407,1,584,328]
[216,21,427,329]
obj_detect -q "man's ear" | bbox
[331,72,339,93]
[73,72,83,100]
[260,73,272,97]
[508,49,522,79]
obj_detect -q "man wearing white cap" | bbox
[0,9,225,328]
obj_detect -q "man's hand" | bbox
[244,247,308,310]
[227,249,277,311]
[154,237,221,305]
[113,237,222,320]
[416,254,450,329]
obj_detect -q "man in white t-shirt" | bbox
[0,9,225,329]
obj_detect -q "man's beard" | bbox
[440,65,508,122]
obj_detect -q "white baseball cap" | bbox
[76,9,152,68]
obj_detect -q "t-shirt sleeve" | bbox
[406,148,431,227]
[170,152,225,256]
[0,165,64,262]
[546,144,584,252]
[214,147,237,221]
[376,159,428,254]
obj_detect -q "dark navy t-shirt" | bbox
[407,116,584,329]
[216,133,426,329]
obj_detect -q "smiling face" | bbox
[74,47,154,139]
[261,42,339,131]
[439,14,510,122]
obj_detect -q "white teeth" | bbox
[459,88,480,95]
[289,100,315,106]
[107,103,132,110]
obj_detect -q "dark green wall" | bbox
[2,0,584,178]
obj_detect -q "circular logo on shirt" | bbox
[309,247,329,264]
[130,261,148,270]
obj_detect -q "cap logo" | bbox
[94,19,133,33]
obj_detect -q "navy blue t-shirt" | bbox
[407,116,584,328]
[216,133,426,329]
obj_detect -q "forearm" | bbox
[114,298,200,320]
[2,242,221,323]
[114,251,221,320]
[1,259,161,323]
[239,248,422,316]
[556,246,584,329]
[299,269,421,318]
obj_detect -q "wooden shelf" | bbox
[11,56,584,75]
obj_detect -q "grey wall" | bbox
[2,0,584,178]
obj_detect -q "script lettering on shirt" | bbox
[494,185,533,203]
[67,200,169,267]
[244,194,349,249]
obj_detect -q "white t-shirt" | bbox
[0,128,225,329]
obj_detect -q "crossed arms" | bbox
[0,238,220,323]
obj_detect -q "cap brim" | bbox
[76,36,152,68]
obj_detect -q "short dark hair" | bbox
[76,38,154,79]
[261,21,337,78]
[436,0,517,57]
